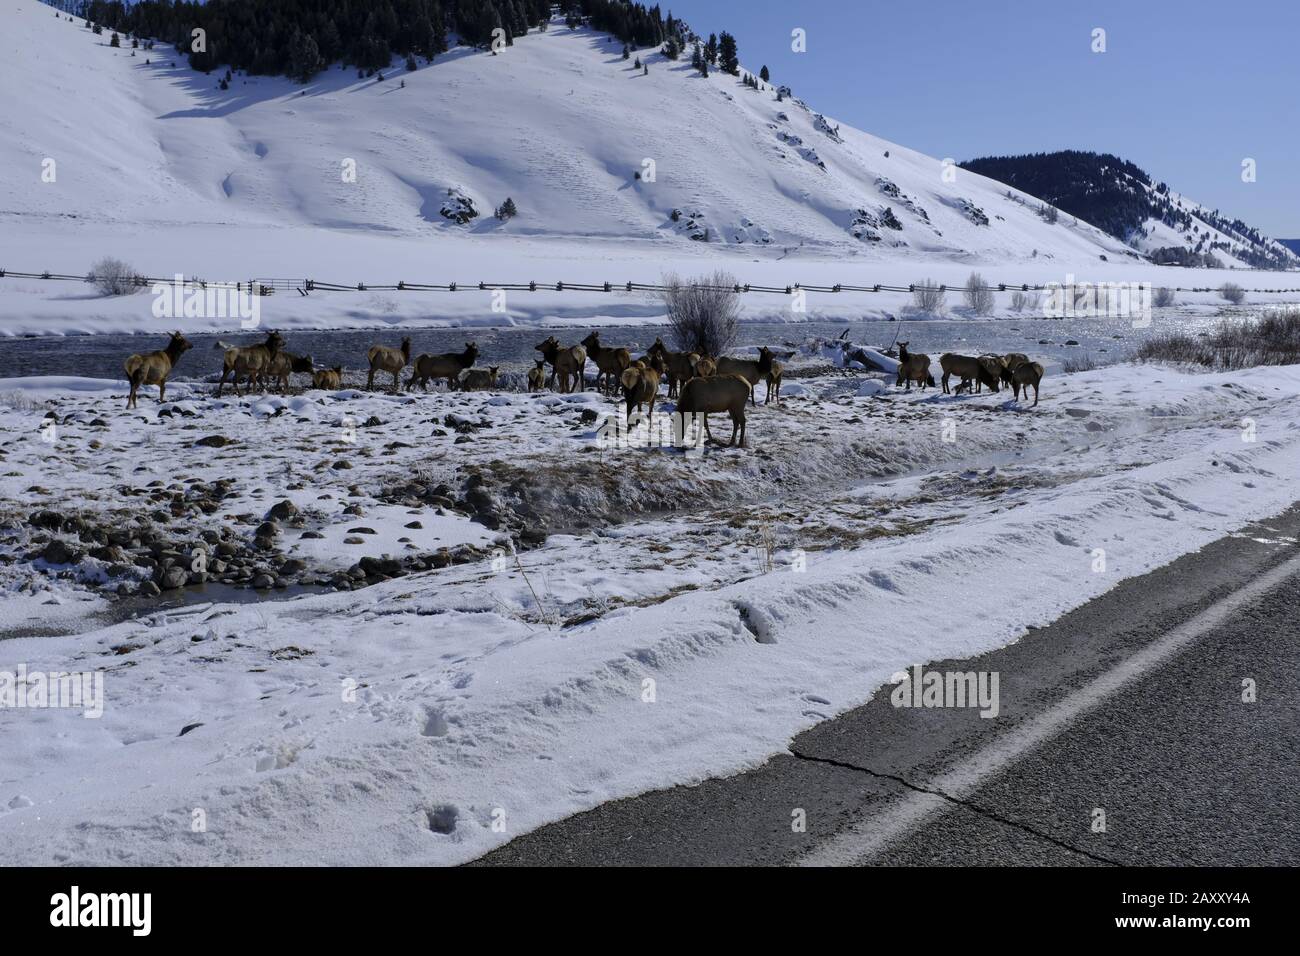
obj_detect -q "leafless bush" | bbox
[86,256,145,296]
[963,272,994,315]
[660,270,740,356]
[912,279,946,314]
[1137,309,1300,369]
[1061,353,1107,373]
[1220,282,1246,305]
[1153,286,1176,308]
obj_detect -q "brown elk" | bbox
[621,361,662,419]
[535,336,587,393]
[999,353,1031,388]
[311,366,343,390]
[366,336,412,392]
[216,331,284,397]
[263,351,315,394]
[939,353,999,394]
[526,358,547,392]
[1009,362,1045,406]
[647,338,700,398]
[716,346,775,407]
[581,331,631,396]
[765,360,783,405]
[676,373,751,448]
[460,366,500,391]
[124,331,192,409]
[693,356,717,378]
[407,343,479,391]
[895,342,934,391]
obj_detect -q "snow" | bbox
[3,5,1298,338]
[5,359,1300,864]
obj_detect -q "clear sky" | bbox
[665,0,1299,238]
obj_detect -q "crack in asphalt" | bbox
[787,747,1130,867]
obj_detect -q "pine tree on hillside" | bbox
[110,32,121,47]
[704,33,717,66]
[718,32,738,74]
[289,30,323,83]
[759,64,769,82]
[622,44,629,59]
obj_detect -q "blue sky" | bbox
[666,0,1299,237]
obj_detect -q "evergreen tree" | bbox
[110,32,121,47]
[704,32,717,66]
[622,43,629,59]
[759,64,769,82]
[718,31,738,74]
[289,30,323,82]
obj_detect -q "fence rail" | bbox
[5,268,1300,297]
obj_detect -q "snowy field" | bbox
[4,355,1300,865]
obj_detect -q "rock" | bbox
[29,509,64,530]
[1064,408,1091,419]
[332,460,353,470]
[519,525,548,546]
[404,520,423,529]
[41,539,83,565]
[254,520,280,538]
[139,580,161,597]
[343,536,365,545]
[252,573,275,589]
[194,435,233,448]
[278,558,308,575]
[359,555,403,578]
[160,567,188,590]
[267,500,298,521]
[579,408,599,424]
[347,527,377,535]
[300,530,324,539]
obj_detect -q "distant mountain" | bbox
[961,150,1297,270]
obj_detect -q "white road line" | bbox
[800,549,1300,866]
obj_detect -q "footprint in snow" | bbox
[1053,530,1081,547]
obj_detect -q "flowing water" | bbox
[0,314,1226,380]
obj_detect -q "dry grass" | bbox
[1137,309,1300,370]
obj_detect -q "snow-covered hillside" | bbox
[2,4,1134,267]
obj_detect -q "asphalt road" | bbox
[473,503,1300,866]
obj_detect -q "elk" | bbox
[581,331,632,396]
[647,338,700,399]
[216,331,284,397]
[1009,362,1045,406]
[999,353,1031,388]
[717,346,776,406]
[693,356,717,378]
[939,353,999,394]
[366,336,412,392]
[895,342,934,391]
[263,351,315,394]
[123,331,192,409]
[407,342,479,392]
[525,359,547,392]
[765,360,783,404]
[621,361,662,419]
[311,366,343,390]
[460,366,500,391]
[535,336,587,393]
[676,374,751,448]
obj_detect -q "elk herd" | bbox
[120,330,1048,446]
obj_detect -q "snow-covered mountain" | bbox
[3,3,1136,268]
[962,151,1297,271]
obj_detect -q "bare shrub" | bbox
[87,256,144,296]
[912,279,946,314]
[1137,309,1300,369]
[1153,286,1176,308]
[1220,282,1246,305]
[963,272,994,315]
[660,270,740,357]
[1061,352,1107,373]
